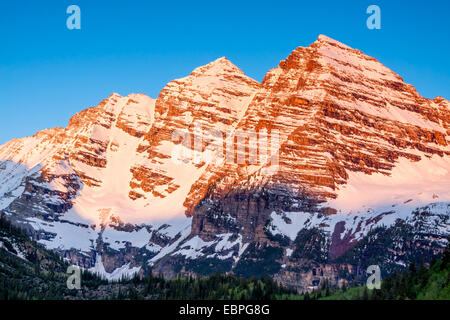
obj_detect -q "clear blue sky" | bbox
[1,0,449,144]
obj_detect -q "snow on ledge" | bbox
[88,254,140,281]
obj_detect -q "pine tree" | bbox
[409,261,416,275]
[362,287,369,300]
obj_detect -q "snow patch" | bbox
[88,254,140,281]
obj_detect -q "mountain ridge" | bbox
[0,35,448,290]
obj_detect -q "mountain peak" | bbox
[314,34,353,50]
[212,56,231,64]
[190,56,248,78]
[108,92,122,99]
[433,96,449,105]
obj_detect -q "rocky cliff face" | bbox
[0,35,448,290]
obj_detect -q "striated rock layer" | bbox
[0,35,449,290]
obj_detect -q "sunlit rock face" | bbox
[0,35,448,289]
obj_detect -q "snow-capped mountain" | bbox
[1,35,448,289]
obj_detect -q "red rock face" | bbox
[2,36,447,224]
[129,57,261,204]
[188,35,449,240]
[253,36,445,187]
